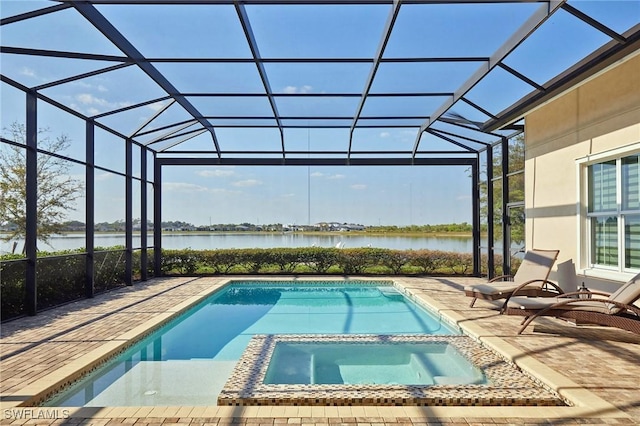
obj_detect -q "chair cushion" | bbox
[512,249,559,285]
[464,283,518,296]
[608,272,640,305]
[507,297,614,314]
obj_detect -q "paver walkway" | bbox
[1,276,639,426]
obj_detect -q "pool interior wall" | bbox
[43,280,465,407]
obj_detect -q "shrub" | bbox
[408,249,445,274]
[94,248,128,292]
[269,248,300,272]
[379,249,411,274]
[162,249,199,274]
[199,249,240,274]
[237,248,272,273]
[298,247,340,273]
[440,251,473,274]
[0,258,27,321]
[337,248,387,274]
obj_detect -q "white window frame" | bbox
[576,143,640,281]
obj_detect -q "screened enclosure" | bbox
[1,0,639,318]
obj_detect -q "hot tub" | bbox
[263,341,487,385]
[218,334,566,406]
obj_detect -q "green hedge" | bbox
[159,247,505,276]
[0,247,153,321]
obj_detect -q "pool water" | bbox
[264,342,487,385]
[45,281,458,407]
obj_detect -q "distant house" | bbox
[327,222,342,230]
[320,222,365,231]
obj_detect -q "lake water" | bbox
[0,232,488,253]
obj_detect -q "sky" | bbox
[160,164,473,226]
[1,0,638,227]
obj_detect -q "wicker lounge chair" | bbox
[464,249,562,307]
[503,273,640,335]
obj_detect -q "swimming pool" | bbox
[44,280,458,407]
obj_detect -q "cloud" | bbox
[20,67,38,78]
[456,195,472,201]
[72,81,108,93]
[210,188,240,194]
[232,179,262,187]
[311,172,345,180]
[147,101,167,112]
[281,193,296,198]
[379,132,391,138]
[350,184,367,190]
[282,85,313,94]
[196,169,235,178]
[95,172,113,182]
[72,93,132,115]
[76,93,109,106]
[163,182,242,196]
[163,182,209,192]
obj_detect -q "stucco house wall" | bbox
[523,51,640,292]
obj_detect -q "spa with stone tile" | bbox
[218,334,565,407]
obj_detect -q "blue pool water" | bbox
[264,342,486,385]
[45,281,458,407]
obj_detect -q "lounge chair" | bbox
[503,273,640,335]
[464,249,562,307]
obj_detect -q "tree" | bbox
[0,122,83,253]
[447,112,526,246]
[478,134,525,246]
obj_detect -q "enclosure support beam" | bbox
[140,148,148,282]
[486,145,495,279]
[71,2,221,157]
[158,157,476,167]
[25,91,38,316]
[472,157,481,277]
[412,0,565,155]
[235,2,285,159]
[154,159,162,277]
[125,139,133,285]
[348,0,401,159]
[501,136,510,276]
[85,120,95,298]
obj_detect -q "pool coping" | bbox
[2,276,630,420]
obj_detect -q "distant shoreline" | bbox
[2,230,475,238]
[76,230,475,238]
[165,230,474,238]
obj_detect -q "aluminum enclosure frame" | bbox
[2,0,638,317]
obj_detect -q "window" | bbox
[587,153,640,271]
[622,155,640,269]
